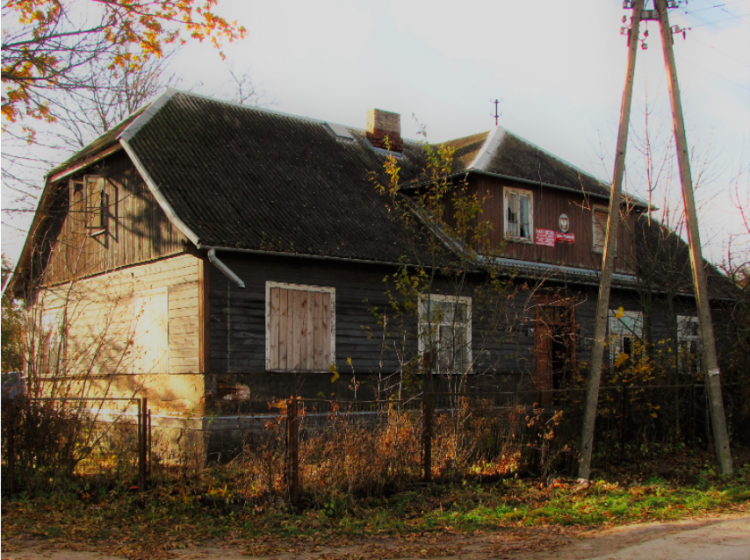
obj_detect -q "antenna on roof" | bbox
[491,99,503,126]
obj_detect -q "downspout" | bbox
[207,249,245,288]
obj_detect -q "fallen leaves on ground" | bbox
[2,448,749,559]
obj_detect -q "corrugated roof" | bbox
[126,92,428,263]
[444,125,638,204]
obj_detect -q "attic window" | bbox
[84,175,108,236]
[324,122,355,142]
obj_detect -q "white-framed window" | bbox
[608,309,643,366]
[504,187,533,242]
[266,281,336,373]
[132,287,169,374]
[592,205,609,253]
[677,315,701,375]
[418,294,472,374]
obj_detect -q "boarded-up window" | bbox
[593,207,609,253]
[132,288,169,374]
[266,282,335,372]
[504,187,533,241]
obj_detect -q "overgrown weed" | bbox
[3,447,748,552]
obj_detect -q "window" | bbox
[592,206,609,253]
[677,315,701,375]
[608,309,643,366]
[40,308,65,374]
[504,187,533,242]
[132,288,169,374]
[418,294,472,374]
[85,175,107,235]
[266,282,335,372]
[69,179,85,235]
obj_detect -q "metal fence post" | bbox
[147,407,152,477]
[287,397,299,504]
[619,386,628,463]
[691,383,697,443]
[138,398,147,491]
[423,392,432,482]
[8,398,16,495]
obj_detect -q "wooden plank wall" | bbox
[471,176,637,273]
[207,253,549,394]
[38,150,188,286]
[36,253,204,416]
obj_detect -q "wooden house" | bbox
[8,89,735,446]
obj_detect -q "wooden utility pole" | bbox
[578,0,644,480]
[654,0,732,474]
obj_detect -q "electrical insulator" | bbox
[641,41,648,50]
[620,26,631,36]
[622,1,633,9]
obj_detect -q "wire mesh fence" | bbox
[1,397,151,494]
[1,381,746,503]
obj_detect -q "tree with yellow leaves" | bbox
[1,0,246,126]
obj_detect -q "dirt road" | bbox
[3,515,749,559]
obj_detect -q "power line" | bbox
[687,35,750,69]
[680,0,750,16]
[675,53,750,91]
[689,12,750,27]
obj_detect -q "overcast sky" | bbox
[3,0,749,266]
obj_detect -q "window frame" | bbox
[677,315,701,375]
[503,187,534,243]
[607,309,643,366]
[418,293,473,374]
[592,205,609,254]
[40,307,65,375]
[265,281,336,373]
[84,175,108,237]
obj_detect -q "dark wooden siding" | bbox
[35,150,188,285]
[204,252,715,406]
[207,253,549,402]
[471,175,637,273]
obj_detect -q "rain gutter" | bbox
[207,249,245,288]
[198,245,415,270]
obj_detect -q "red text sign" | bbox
[536,229,556,247]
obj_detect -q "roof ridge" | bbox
[467,126,507,171]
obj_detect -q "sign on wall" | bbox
[535,229,556,247]
[558,214,570,233]
[556,232,575,243]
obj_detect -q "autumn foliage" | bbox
[1,0,246,124]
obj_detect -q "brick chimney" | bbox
[366,108,403,152]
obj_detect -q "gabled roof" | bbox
[443,126,646,208]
